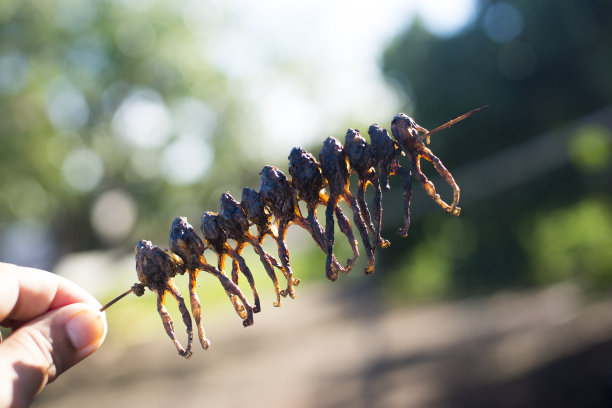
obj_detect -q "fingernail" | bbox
[66,307,106,353]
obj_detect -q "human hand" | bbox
[0,262,107,408]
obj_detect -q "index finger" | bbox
[0,262,102,326]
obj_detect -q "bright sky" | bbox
[187,0,479,158]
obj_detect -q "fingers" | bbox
[0,303,107,408]
[0,262,101,328]
[0,262,107,407]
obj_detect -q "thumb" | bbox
[0,303,107,407]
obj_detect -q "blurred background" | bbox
[1,0,612,406]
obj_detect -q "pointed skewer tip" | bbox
[420,105,490,140]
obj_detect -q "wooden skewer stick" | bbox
[420,105,489,140]
[100,287,135,312]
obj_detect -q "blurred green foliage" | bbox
[380,0,612,300]
[568,125,612,173]
[522,199,612,288]
[0,0,262,267]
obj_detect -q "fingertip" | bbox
[65,304,107,358]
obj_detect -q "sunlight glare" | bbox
[416,0,478,37]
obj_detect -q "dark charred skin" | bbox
[258,165,309,298]
[135,240,193,358]
[369,124,413,237]
[288,147,355,277]
[219,192,299,305]
[240,188,269,232]
[258,166,298,220]
[391,113,461,216]
[344,129,390,249]
[319,137,375,276]
[241,187,274,241]
[169,217,254,350]
[240,187,296,276]
[200,212,262,313]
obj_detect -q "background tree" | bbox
[380,0,612,299]
[0,1,259,268]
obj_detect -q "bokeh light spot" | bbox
[160,133,213,185]
[112,89,173,148]
[91,189,137,244]
[171,97,217,138]
[483,2,524,43]
[62,147,105,193]
[46,79,90,131]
